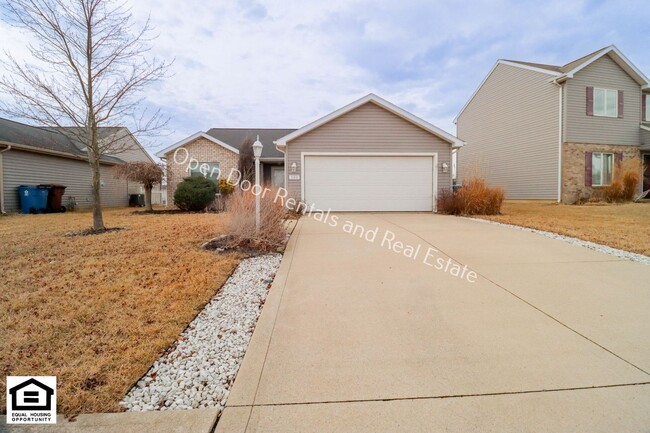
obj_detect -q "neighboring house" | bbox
[54,126,165,204]
[0,118,158,212]
[159,94,464,212]
[455,45,650,203]
[157,128,295,206]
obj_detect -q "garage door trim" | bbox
[300,152,438,212]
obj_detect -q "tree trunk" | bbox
[91,155,105,231]
[144,187,153,212]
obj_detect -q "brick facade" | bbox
[561,142,641,203]
[165,138,239,206]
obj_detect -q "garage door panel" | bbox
[304,155,434,212]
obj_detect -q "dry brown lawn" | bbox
[476,201,650,256]
[0,208,240,415]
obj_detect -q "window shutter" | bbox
[586,87,594,116]
[585,152,592,187]
[617,90,624,118]
[643,94,647,121]
[615,152,623,168]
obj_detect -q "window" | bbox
[592,153,613,186]
[593,88,618,117]
[645,94,649,121]
[190,162,220,181]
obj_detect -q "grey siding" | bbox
[285,101,453,200]
[564,55,642,145]
[456,63,560,199]
[642,128,650,145]
[3,149,128,212]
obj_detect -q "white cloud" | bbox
[1,0,649,154]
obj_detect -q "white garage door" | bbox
[303,154,435,211]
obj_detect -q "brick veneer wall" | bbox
[164,138,239,206]
[561,142,640,204]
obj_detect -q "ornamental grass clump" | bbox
[598,157,642,203]
[437,176,504,215]
[225,188,287,251]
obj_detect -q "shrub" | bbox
[596,157,642,203]
[173,177,217,211]
[218,178,236,195]
[225,188,287,251]
[437,177,504,215]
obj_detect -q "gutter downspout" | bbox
[0,145,12,214]
[552,79,563,203]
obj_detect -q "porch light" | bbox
[252,136,263,158]
[253,136,262,235]
[291,162,297,172]
[441,162,449,173]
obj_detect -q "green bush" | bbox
[174,177,217,211]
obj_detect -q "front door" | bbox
[643,155,650,191]
[271,166,285,188]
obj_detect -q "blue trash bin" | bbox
[17,186,49,213]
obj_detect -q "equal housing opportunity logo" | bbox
[6,376,57,424]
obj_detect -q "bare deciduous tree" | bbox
[0,0,170,231]
[113,161,164,211]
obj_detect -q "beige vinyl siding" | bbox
[102,129,163,197]
[3,149,127,212]
[456,63,559,199]
[564,55,642,145]
[103,129,155,163]
[285,101,452,200]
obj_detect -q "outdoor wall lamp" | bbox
[291,162,297,172]
[441,162,449,173]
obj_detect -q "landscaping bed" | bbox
[475,201,650,256]
[120,254,282,413]
[0,208,240,415]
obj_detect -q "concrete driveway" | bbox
[218,214,650,432]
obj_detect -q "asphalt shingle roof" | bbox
[0,117,124,164]
[504,46,610,74]
[205,128,297,159]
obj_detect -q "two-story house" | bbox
[455,45,650,203]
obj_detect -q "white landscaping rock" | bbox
[465,217,650,265]
[120,253,282,415]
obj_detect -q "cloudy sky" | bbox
[1,0,649,154]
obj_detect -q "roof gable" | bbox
[275,93,464,148]
[557,46,649,87]
[155,132,240,158]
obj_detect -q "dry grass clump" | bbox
[477,201,650,256]
[224,188,287,251]
[0,207,239,415]
[595,157,642,203]
[438,177,505,215]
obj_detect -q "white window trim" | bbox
[593,88,618,118]
[592,152,614,187]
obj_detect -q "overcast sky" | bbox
[1,0,649,154]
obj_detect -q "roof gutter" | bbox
[0,140,121,165]
[0,144,12,214]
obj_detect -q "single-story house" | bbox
[157,94,464,212]
[0,117,160,213]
